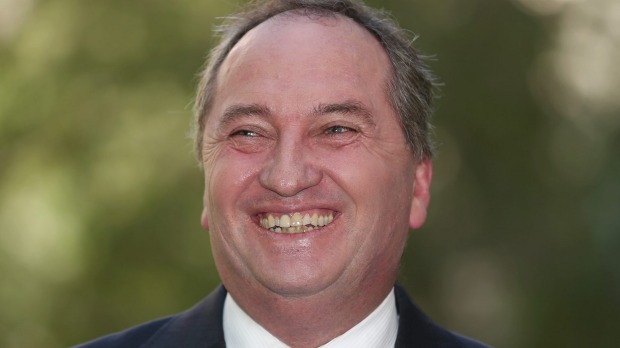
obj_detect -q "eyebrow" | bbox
[217,103,272,131]
[312,100,376,126]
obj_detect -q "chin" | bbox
[256,268,341,298]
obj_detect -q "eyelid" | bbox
[231,129,259,137]
[225,121,269,138]
[322,119,361,132]
[325,125,356,134]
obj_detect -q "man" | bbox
[76,0,488,347]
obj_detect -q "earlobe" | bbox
[409,159,432,230]
[201,207,209,230]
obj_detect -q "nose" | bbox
[258,135,322,197]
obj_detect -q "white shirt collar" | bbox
[223,288,399,348]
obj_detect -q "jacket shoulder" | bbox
[72,316,174,348]
[451,332,491,347]
[72,285,227,348]
[394,284,491,348]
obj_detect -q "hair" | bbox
[193,0,436,163]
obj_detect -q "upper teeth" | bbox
[259,212,334,233]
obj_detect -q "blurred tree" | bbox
[1,0,618,347]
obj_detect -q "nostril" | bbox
[257,136,323,196]
[258,162,322,197]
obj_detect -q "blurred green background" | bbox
[1,0,619,347]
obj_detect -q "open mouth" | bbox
[258,211,335,234]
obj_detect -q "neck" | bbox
[225,277,395,348]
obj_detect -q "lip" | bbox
[257,209,336,219]
[251,210,340,226]
[247,199,343,216]
[251,214,340,239]
[240,192,347,236]
[247,203,341,237]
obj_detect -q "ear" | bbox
[409,158,432,230]
[201,207,209,230]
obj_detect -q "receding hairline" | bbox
[207,10,396,127]
[219,9,394,83]
[226,9,390,58]
[194,0,436,163]
[214,11,394,108]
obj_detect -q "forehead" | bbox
[210,12,394,122]
[234,12,387,58]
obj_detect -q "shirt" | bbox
[223,288,399,347]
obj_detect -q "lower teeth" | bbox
[269,225,317,233]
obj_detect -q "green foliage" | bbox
[1,0,618,347]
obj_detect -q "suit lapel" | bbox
[144,285,227,348]
[142,284,473,348]
[394,284,444,347]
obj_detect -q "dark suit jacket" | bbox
[74,285,489,347]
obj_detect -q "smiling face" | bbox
[201,14,432,302]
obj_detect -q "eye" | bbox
[231,129,259,137]
[227,127,270,153]
[325,125,355,135]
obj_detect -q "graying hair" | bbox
[193,0,436,162]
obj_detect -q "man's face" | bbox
[201,15,432,299]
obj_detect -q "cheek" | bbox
[206,149,264,212]
[325,148,414,220]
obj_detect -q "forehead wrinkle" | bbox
[312,100,376,127]
[216,103,272,132]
